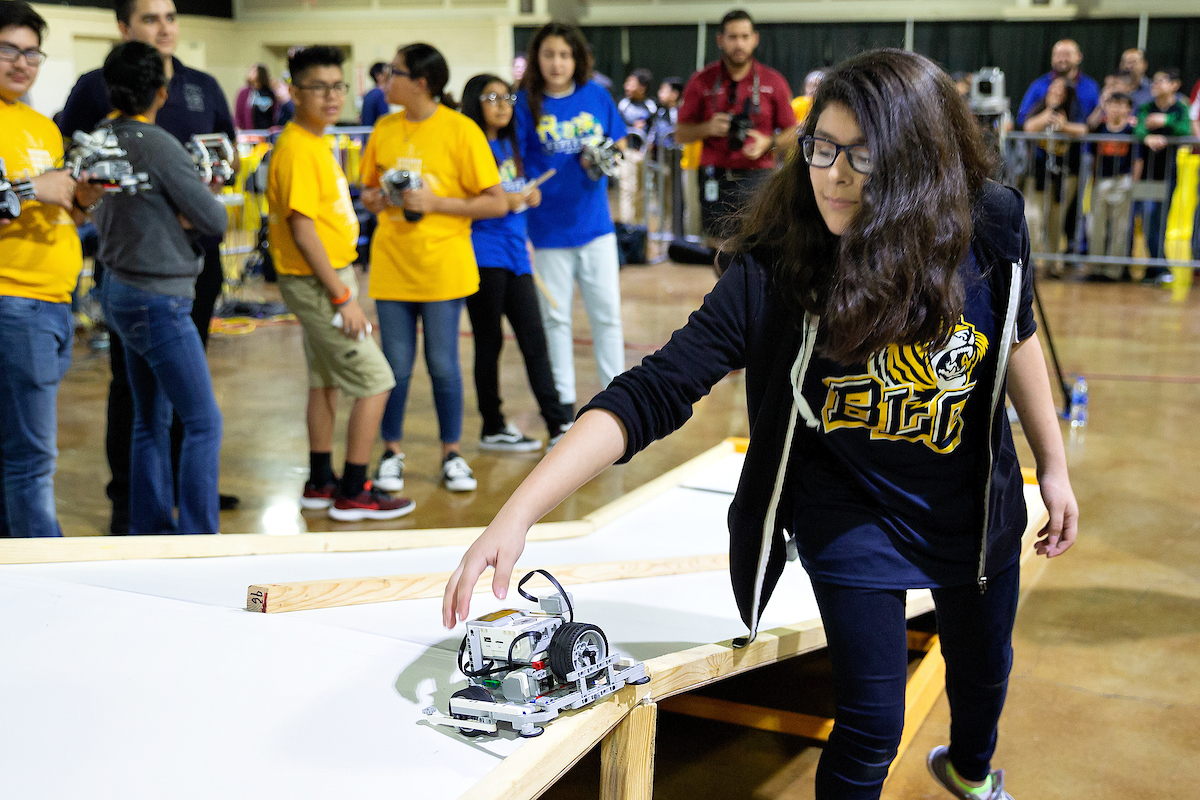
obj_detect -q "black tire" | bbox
[548,622,608,681]
[451,685,495,737]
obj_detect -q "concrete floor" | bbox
[51,262,1200,798]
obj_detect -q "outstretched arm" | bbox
[442,409,628,627]
[1007,334,1078,557]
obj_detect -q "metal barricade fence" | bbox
[1002,131,1200,279]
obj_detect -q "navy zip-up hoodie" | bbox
[584,181,1033,643]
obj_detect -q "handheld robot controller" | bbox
[425,569,649,739]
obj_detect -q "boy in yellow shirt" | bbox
[0,1,102,537]
[267,45,411,522]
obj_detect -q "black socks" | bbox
[309,451,333,486]
[342,462,368,498]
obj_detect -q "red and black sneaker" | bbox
[299,478,340,510]
[328,480,416,522]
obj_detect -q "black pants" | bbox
[465,268,572,436]
[699,166,771,239]
[99,244,223,533]
[810,561,1020,799]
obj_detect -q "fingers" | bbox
[443,563,465,628]
[492,558,512,602]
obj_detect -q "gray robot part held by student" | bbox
[426,569,649,739]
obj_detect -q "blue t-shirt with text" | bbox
[514,82,627,249]
[471,138,531,275]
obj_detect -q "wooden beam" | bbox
[0,520,591,565]
[246,553,730,613]
[1,438,744,566]
[459,682,651,800]
[601,700,659,800]
[659,695,834,742]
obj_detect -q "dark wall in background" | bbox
[50,0,233,19]
[517,18,1200,104]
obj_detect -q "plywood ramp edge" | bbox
[0,521,590,565]
[0,438,740,565]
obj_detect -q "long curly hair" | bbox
[734,49,997,364]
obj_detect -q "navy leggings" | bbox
[810,561,1020,800]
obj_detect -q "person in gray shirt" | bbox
[93,41,227,535]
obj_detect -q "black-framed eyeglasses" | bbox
[480,92,517,106]
[0,43,46,66]
[294,81,349,97]
[387,65,410,78]
[801,135,873,175]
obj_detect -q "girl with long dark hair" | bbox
[361,43,506,493]
[460,74,574,451]
[443,50,1078,800]
[515,22,628,423]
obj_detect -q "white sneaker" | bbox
[441,453,477,492]
[480,423,543,453]
[375,451,405,492]
[548,421,573,449]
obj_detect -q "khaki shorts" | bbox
[277,268,395,398]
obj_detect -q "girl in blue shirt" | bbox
[514,22,628,413]
[461,74,574,450]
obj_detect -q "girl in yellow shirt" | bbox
[361,43,505,493]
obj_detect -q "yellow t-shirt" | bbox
[0,101,83,304]
[267,122,360,276]
[362,105,501,302]
[791,96,813,125]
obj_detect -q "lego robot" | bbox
[0,157,36,221]
[65,128,151,195]
[427,569,649,739]
[187,133,236,188]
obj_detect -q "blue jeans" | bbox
[102,280,222,534]
[810,562,1020,799]
[0,296,73,538]
[375,299,465,443]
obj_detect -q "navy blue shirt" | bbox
[360,87,389,127]
[59,58,235,145]
[471,138,531,275]
[514,81,626,249]
[791,249,1033,588]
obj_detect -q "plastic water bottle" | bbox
[1069,376,1089,428]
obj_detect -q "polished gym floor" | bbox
[52,261,1200,798]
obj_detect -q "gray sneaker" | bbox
[927,746,1013,800]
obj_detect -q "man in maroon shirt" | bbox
[676,9,798,241]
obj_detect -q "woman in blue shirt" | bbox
[461,73,574,451]
[514,22,627,416]
[444,50,1079,800]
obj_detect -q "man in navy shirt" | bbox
[59,0,238,532]
[1016,39,1101,127]
[359,62,389,126]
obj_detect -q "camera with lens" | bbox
[0,157,35,221]
[380,168,424,222]
[969,67,1008,117]
[727,97,755,151]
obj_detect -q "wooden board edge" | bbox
[581,439,736,530]
[457,683,651,800]
[0,520,593,565]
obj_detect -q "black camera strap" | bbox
[712,61,761,116]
